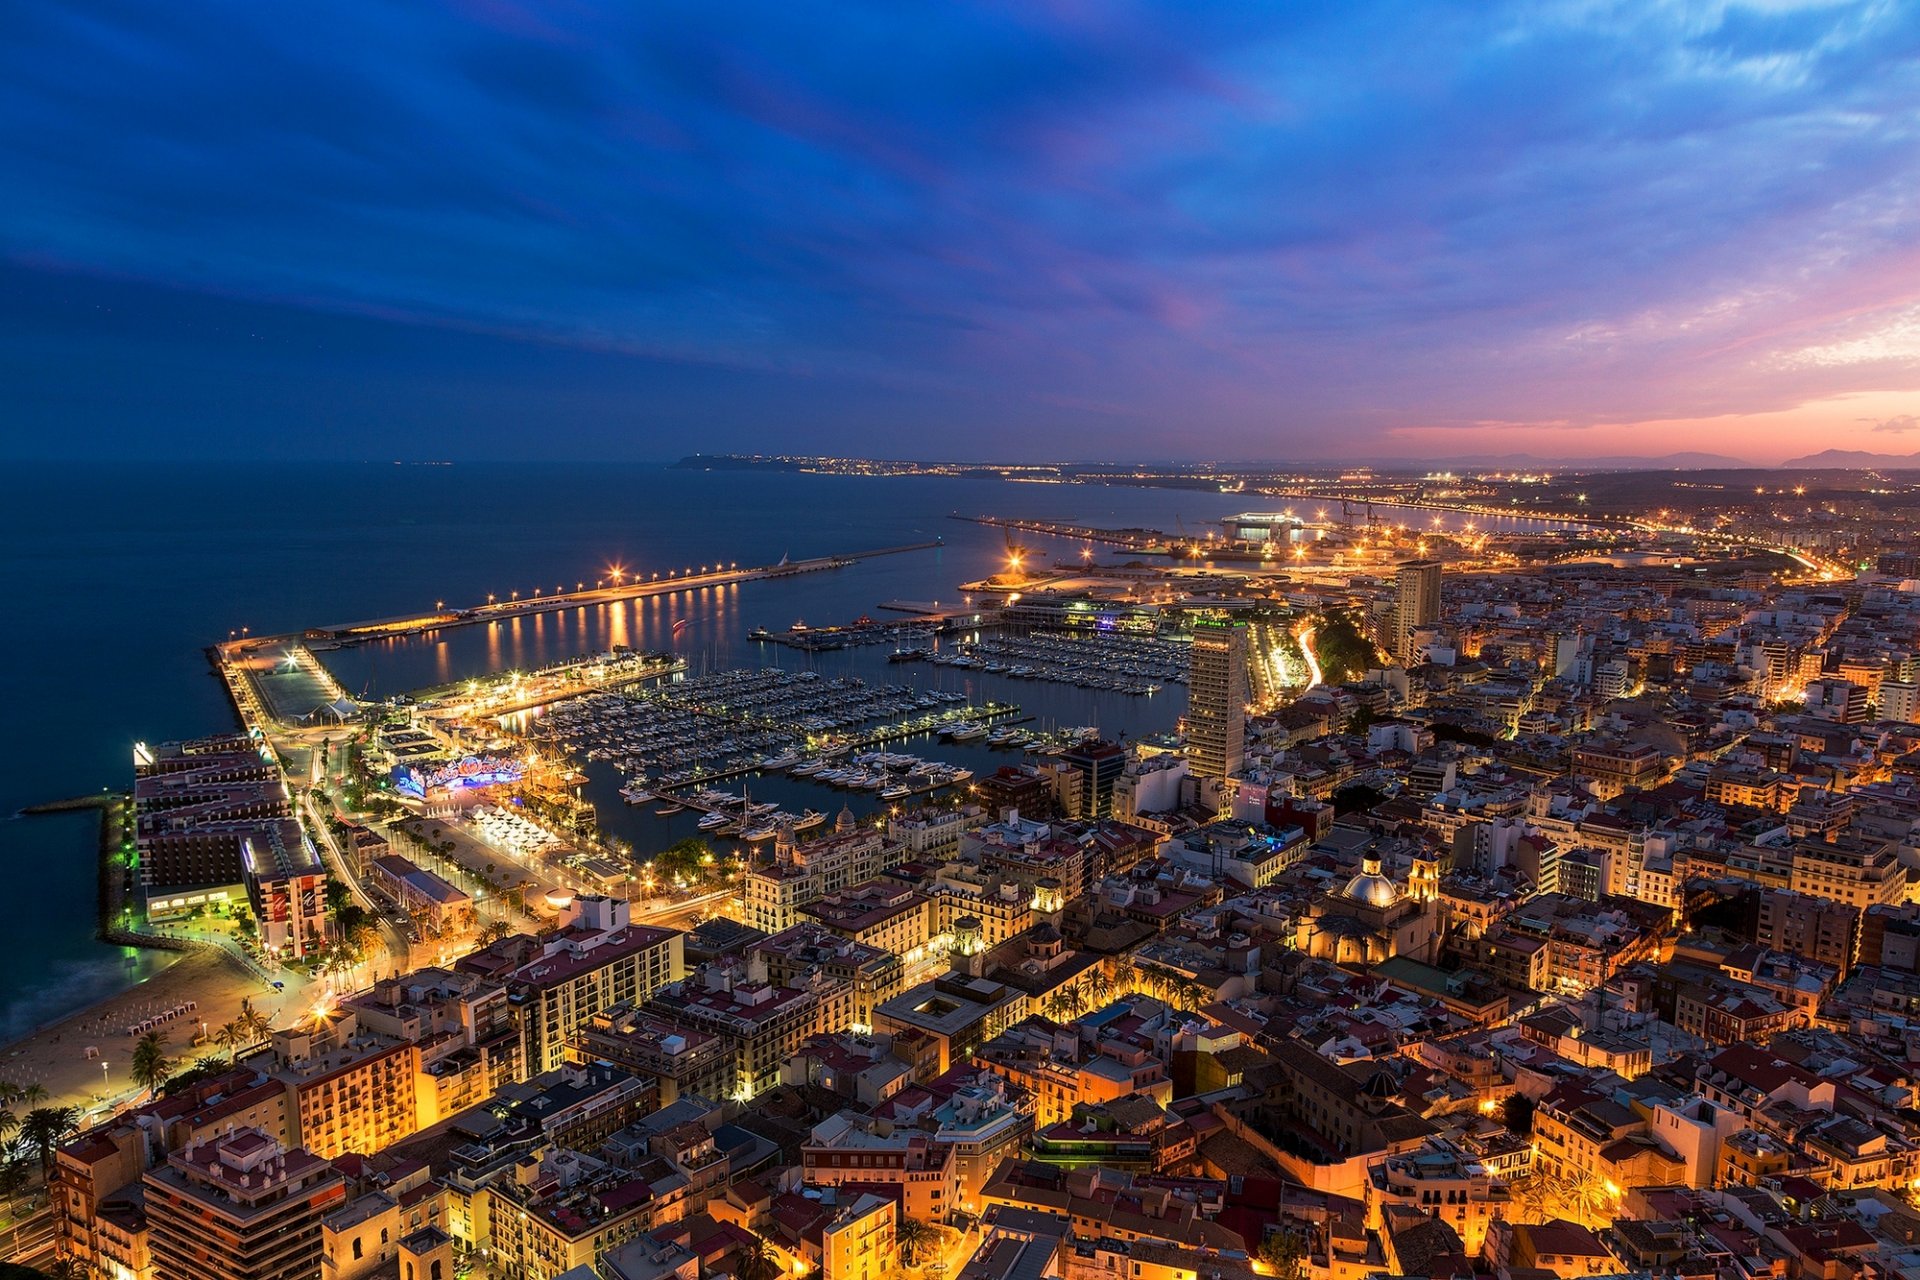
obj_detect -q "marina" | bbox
[509,665,1018,794]
[923,628,1189,696]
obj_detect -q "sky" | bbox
[3,1,1919,465]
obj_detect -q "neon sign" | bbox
[393,755,523,798]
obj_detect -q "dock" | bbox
[654,703,1027,809]
[221,539,947,655]
[950,514,1169,553]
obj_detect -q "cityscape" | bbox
[7,9,1920,1280]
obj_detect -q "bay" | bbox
[0,460,1266,1038]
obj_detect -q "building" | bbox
[455,896,686,1075]
[1186,618,1249,788]
[1366,1141,1512,1255]
[803,1110,960,1224]
[1880,679,1920,722]
[1059,739,1126,819]
[751,923,904,1032]
[1789,836,1906,909]
[644,957,852,1100]
[1395,560,1443,664]
[570,1004,733,1105]
[887,806,977,859]
[821,1191,898,1280]
[873,970,1028,1074]
[366,856,473,934]
[340,967,523,1127]
[243,824,329,960]
[133,735,287,912]
[254,1009,420,1160]
[746,816,906,935]
[144,1128,347,1280]
[798,879,933,958]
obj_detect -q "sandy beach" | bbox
[0,948,311,1118]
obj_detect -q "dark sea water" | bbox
[1,461,1281,1040]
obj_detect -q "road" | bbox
[1296,623,1323,689]
[304,794,410,979]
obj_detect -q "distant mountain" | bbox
[1777,448,1920,470]
[1430,451,1754,470]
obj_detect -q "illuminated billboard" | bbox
[393,754,523,799]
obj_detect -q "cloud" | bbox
[1869,414,1920,433]
[1,0,1919,459]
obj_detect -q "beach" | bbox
[0,948,309,1118]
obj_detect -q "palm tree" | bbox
[735,1232,779,1280]
[238,998,272,1043]
[897,1215,936,1268]
[130,1031,173,1096]
[0,1138,31,1209]
[216,1020,248,1063]
[1087,968,1115,1008]
[20,1106,80,1177]
[479,919,513,945]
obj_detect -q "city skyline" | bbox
[3,2,1918,463]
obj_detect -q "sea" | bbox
[0,461,1574,1042]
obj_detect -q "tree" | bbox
[1505,1171,1552,1222]
[324,879,354,920]
[1559,1166,1615,1227]
[0,1140,31,1216]
[348,920,381,962]
[735,1233,779,1280]
[1259,1228,1306,1280]
[897,1215,936,1268]
[479,919,513,945]
[20,1106,80,1177]
[131,1031,173,1095]
[237,998,272,1042]
[216,1020,247,1063]
[1330,783,1385,815]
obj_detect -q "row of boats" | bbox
[526,667,990,791]
[794,749,972,798]
[959,631,1188,695]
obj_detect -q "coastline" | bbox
[0,796,257,1110]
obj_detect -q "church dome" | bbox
[1342,854,1400,908]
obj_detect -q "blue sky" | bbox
[4,1,1918,462]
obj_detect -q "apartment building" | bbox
[144,1129,346,1280]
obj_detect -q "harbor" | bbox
[916,628,1189,696]
[506,662,1026,797]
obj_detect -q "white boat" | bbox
[621,784,655,805]
[742,825,777,842]
[880,783,909,800]
[946,721,988,741]
[791,760,825,776]
[945,767,973,782]
[697,812,731,830]
[762,751,801,771]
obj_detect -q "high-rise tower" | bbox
[1394,559,1443,664]
[1187,617,1248,784]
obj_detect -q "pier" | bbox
[221,538,947,656]
[950,514,1170,553]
